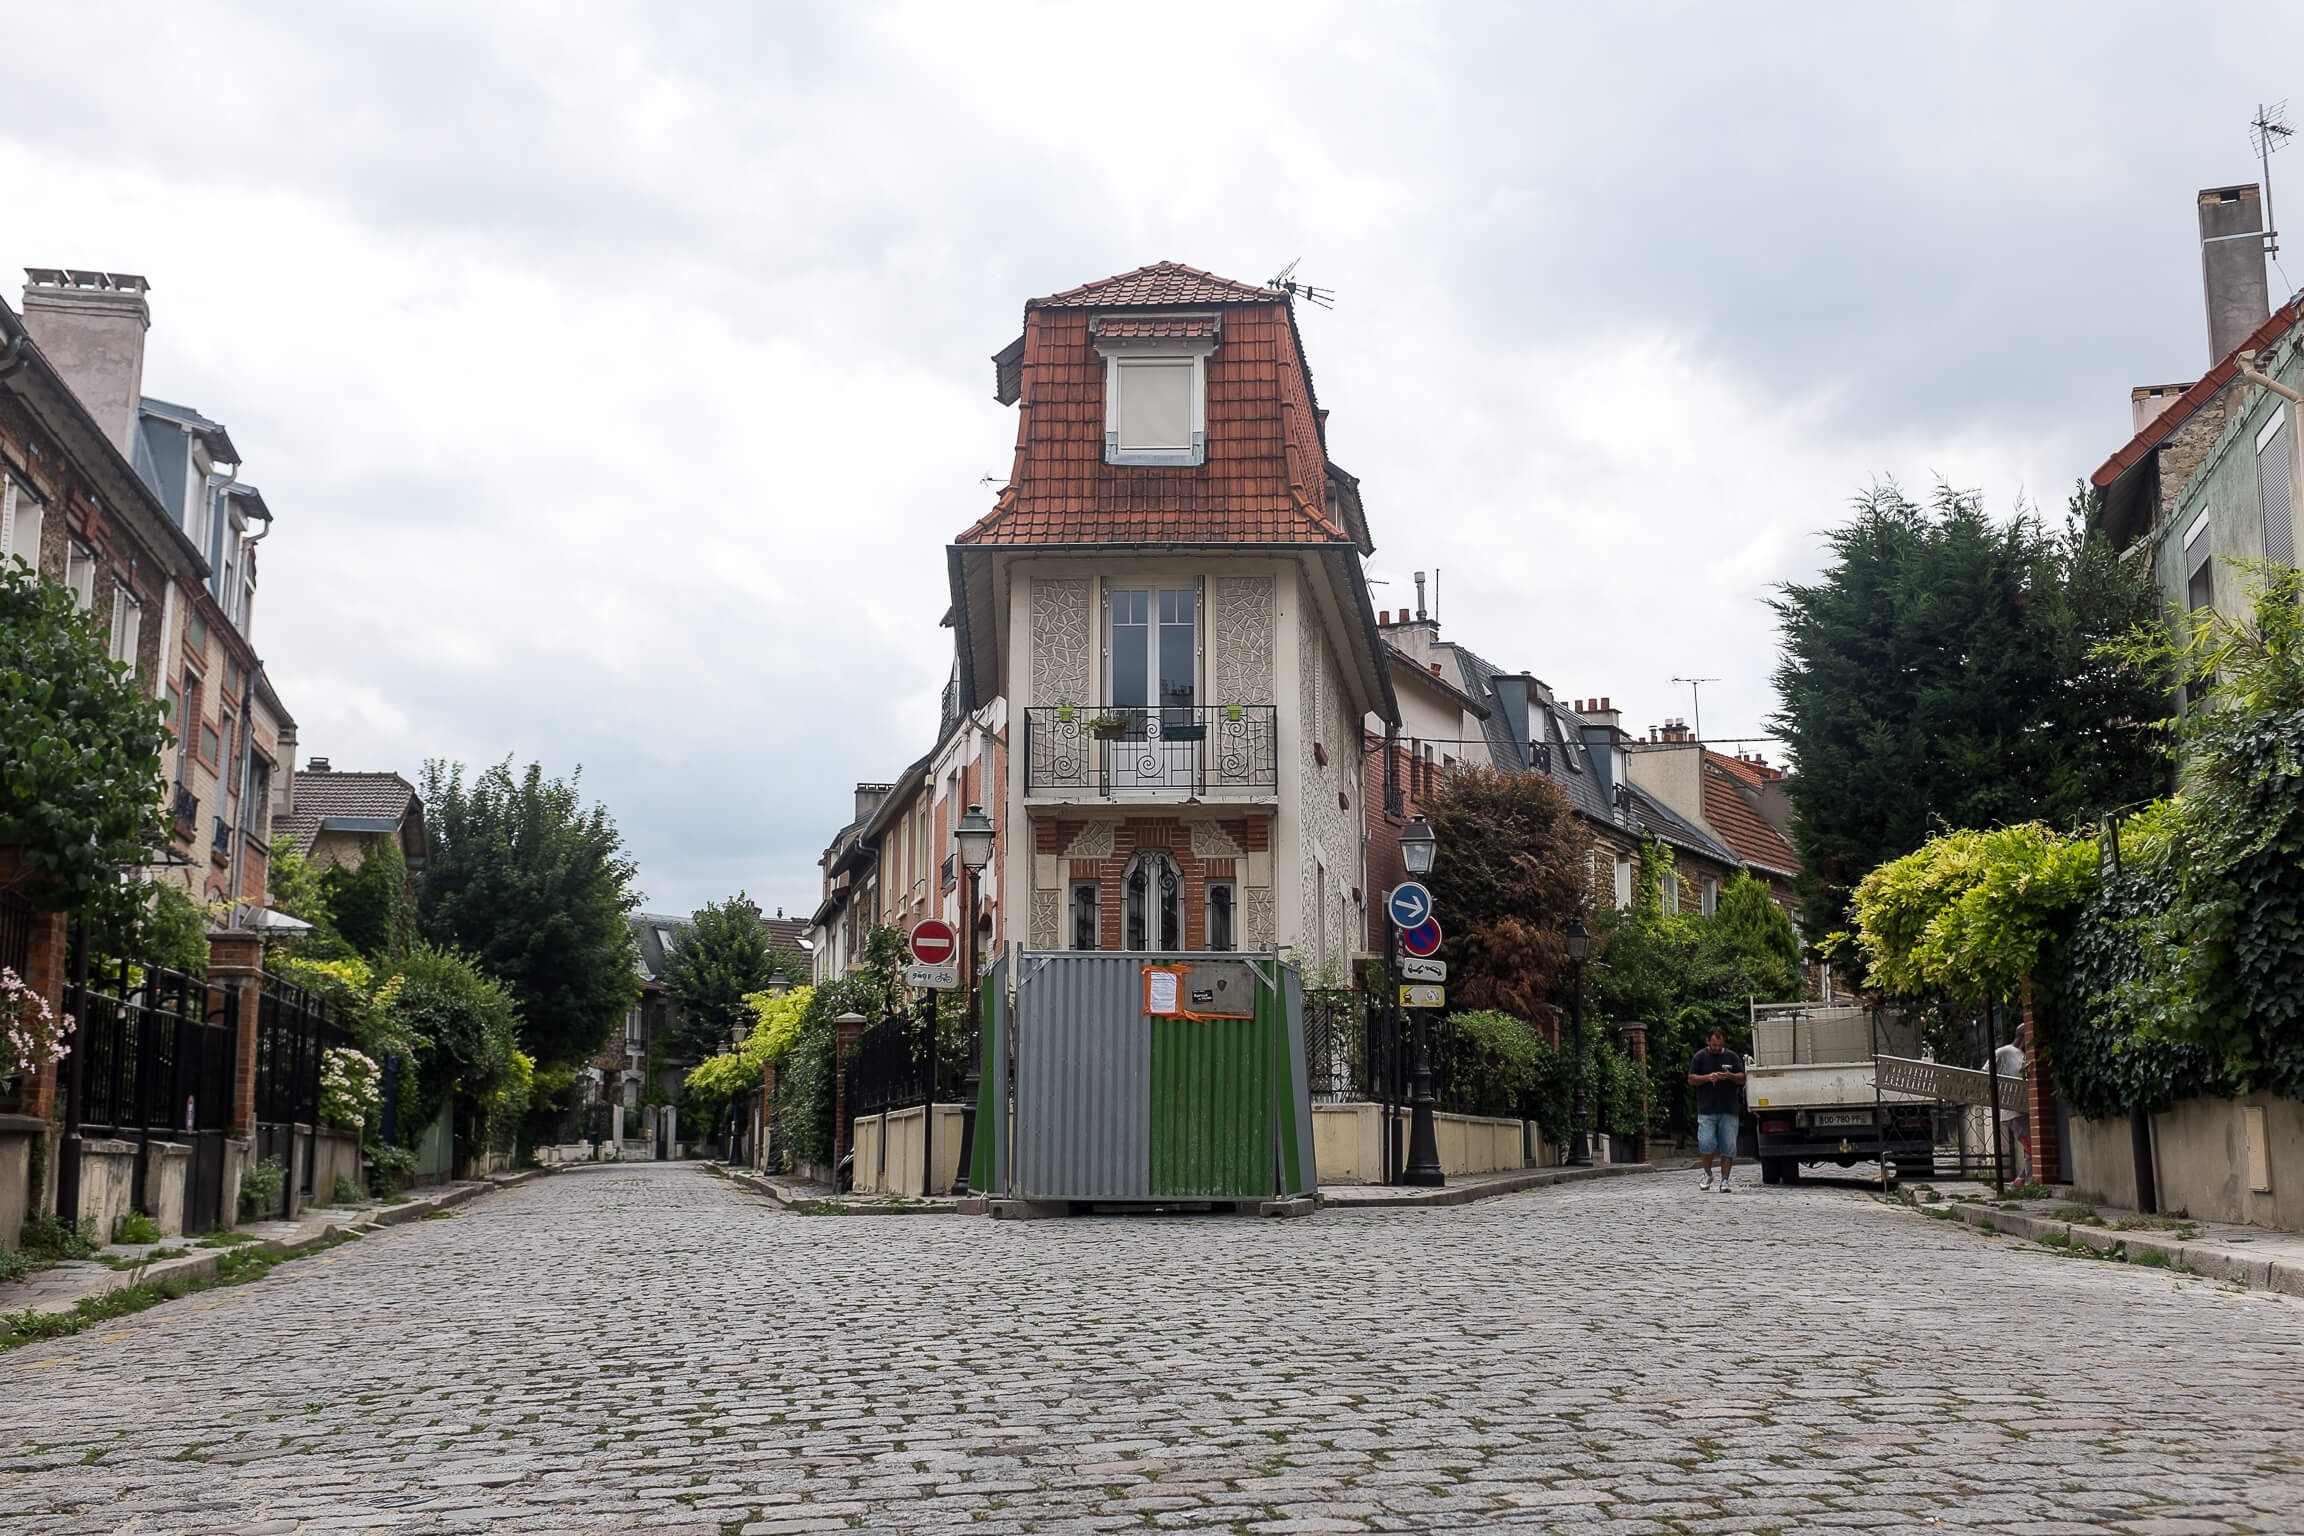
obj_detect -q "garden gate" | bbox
[58,942,236,1234]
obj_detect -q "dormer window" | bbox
[1094,312,1215,467]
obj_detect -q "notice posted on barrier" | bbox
[1143,966,1183,1016]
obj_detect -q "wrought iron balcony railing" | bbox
[1025,705,1279,797]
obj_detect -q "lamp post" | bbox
[1397,815,1445,1188]
[951,802,996,1193]
[1564,916,1592,1167]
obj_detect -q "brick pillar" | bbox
[17,909,69,1122]
[831,1013,863,1186]
[2021,979,2060,1185]
[1617,1023,1650,1164]
[208,931,265,1140]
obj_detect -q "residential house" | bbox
[806,673,1006,980]
[1624,721,1803,920]
[6,269,296,920]
[270,760,424,875]
[947,262,1397,980]
[1372,607,1744,926]
[2090,184,2299,649]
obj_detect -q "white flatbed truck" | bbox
[1744,1000,1934,1184]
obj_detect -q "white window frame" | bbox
[1613,854,1634,910]
[65,541,97,610]
[1097,328,1214,467]
[1205,878,1237,953]
[1661,870,1680,915]
[108,582,141,667]
[0,476,40,571]
[1700,874,1719,917]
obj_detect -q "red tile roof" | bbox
[1092,314,1219,341]
[956,298,1347,547]
[1700,754,1798,878]
[2091,299,2301,490]
[1033,261,1281,310]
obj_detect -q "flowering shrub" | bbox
[317,1047,381,1131]
[1,967,72,1092]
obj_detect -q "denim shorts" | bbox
[1697,1112,1739,1156]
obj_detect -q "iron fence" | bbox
[1024,705,1279,796]
[61,951,236,1233]
[253,971,346,1215]
[0,889,36,1113]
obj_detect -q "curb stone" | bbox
[1928,1198,2304,1299]
[1316,1161,1657,1209]
[8,1169,549,1319]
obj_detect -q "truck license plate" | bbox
[1812,1111,1874,1128]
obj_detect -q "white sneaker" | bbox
[1699,1173,1714,1192]
[1716,1179,1734,1193]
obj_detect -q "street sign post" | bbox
[1399,983,1445,1009]
[1400,918,1443,958]
[907,920,960,990]
[1400,956,1446,982]
[1387,882,1434,930]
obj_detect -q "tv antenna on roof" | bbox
[1266,257,1335,309]
[2252,102,2292,261]
[1671,677,1720,743]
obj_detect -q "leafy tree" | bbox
[415,759,638,1069]
[1770,481,2165,938]
[389,942,525,1161]
[321,838,414,960]
[1418,765,1588,1029]
[1590,856,1807,1136]
[0,558,172,933]
[2042,561,2304,1109]
[660,895,776,1060]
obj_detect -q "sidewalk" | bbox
[1914,1186,2304,1299]
[712,1159,1659,1214]
[1319,1161,1656,1208]
[4,1168,550,1319]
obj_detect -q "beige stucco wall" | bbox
[1312,1103,1531,1182]
[74,1137,137,1239]
[2067,1092,2304,1231]
[848,1105,967,1196]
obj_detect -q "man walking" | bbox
[1689,1027,1746,1192]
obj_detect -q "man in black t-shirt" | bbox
[1688,1027,1746,1193]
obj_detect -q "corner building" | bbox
[948,263,1398,982]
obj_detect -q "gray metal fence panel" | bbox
[1013,951,1152,1201]
[1280,964,1317,1194]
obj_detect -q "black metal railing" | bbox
[1025,705,1279,796]
[254,971,347,1213]
[63,955,236,1232]
[0,890,35,1113]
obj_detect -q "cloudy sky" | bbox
[5,2,2298,917]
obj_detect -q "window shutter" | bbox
[2259,413,2296,566]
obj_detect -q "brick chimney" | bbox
[2199,185,2270,366]
[19,269,151,458]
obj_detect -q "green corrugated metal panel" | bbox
[970,968,999,1193]
[1149,1015,1275,1197]
[1267,973,1312,1197]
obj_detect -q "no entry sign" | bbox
[909,919,958,966]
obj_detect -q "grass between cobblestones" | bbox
[1877,1186,2211,1277]
[0,1231,360,1352]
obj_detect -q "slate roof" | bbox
[273,770,419,857]
[1625,782,1741,868]
[631,912,685,985]
[1032,261,1281,309]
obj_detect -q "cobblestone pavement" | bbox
[5,1164,2301,1535]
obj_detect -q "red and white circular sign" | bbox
[909,919,958,966]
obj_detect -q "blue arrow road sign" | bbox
[1387,882,1433,930]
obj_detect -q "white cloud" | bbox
[2,0,2295,911]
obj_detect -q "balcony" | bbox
[1025,705,1278,800]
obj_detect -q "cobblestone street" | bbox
[5,1162,2300,1535]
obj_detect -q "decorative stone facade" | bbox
[1295,601,1362,984]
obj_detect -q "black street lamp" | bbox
[1564,916,1592,1167]
[951,802,995,1193]
[1398,814,1444,1188]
